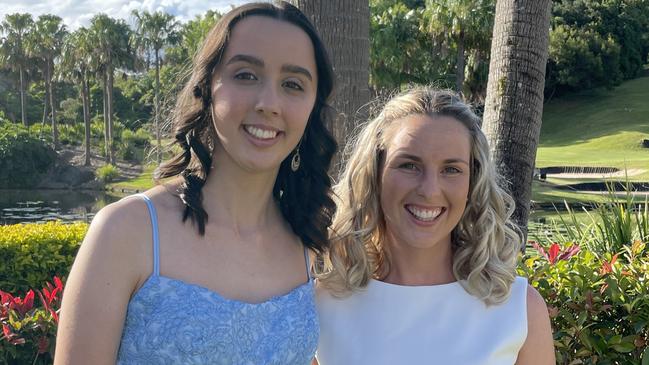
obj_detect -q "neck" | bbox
[383,235,456,286]
[199,154,282,236]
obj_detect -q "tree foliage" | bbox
[548,0,649,94]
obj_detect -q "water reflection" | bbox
[0,190,122,225]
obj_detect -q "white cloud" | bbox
[0,0,248,30]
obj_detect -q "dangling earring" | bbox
[291,145,301,172]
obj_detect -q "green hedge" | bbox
[0,222,87,295]
[0,123,57,188]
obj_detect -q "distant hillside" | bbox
[537,73,649,179]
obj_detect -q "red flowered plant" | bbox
[530,241,581,265]
[0,276,64,364]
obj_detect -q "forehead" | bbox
[223,15,317,71]
[385,114,471,159]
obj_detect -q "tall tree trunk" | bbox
[291,0,370,153]
[49,59,59,150]
[42,64,50,128]
[482,0,552,240]
[107,65,115,164]
[155,48,161,164]
[19,65,27,127]
[456,32,466,95]
[103,72,110,163]
[82,73,91,166]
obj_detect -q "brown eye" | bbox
[283,80,304,91]
[234,72,257,81]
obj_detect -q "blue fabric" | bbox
[116,194,319,365]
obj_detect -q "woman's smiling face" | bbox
[210,15,318,173]
[379,113,472,252]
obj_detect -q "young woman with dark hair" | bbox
[55,2,336,364]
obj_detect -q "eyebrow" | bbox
[394,153,469,165]
[394,153,423,163]
[225,54,313,81]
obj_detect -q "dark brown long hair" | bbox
[155,1,337,253]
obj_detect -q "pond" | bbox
[0,189,122,225]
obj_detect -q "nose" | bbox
[255,82,281,117]
[417,171,441,199]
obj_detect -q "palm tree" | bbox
[424,0,494,95]
[0,13,34,126]
[482,0,552,238]
[131,10,180,163]
[291,0,370,150]
[89,14,134,164]
[26,14,67,149]
[59,28,94,166]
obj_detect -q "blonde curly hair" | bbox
[315,87,522,305]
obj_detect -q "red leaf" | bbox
[54,276,63,291]
[558,244,580,261]
[38,290,51,314]
[2,324,13,339]
[42,288,51,303]
[23,290,34,313]
[531,241,548,260]
[50,287,60,303]
[50,309,59,324]
[0,290,13,305]
[548,243,560,264]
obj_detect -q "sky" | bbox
[0,0,249,30]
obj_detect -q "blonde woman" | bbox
[315,88,554,364]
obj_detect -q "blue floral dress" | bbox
[116,195,318,364]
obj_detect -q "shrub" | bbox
[96,164,119,183]
[526,184,649,364]
[117,128,151,163]
[520,239,649,364]
[0,123,57,188]
[1,276,63,364]
[0,222,86,295]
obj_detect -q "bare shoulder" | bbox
[515,285,555,365]
[525,285,548,318]
[54,187,178,364]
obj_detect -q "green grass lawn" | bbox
[108,164,157,191]
[531,72,649,207]
[537,75,649,179]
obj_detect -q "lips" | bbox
[405,204,445,222]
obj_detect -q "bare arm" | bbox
[515,285,555,365]
[54,200,149,364]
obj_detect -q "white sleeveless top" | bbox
[316,276,528,365]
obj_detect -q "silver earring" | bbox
[291,148,301,172]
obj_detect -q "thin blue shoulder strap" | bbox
[303,247,312,281]
[135,194,160,276]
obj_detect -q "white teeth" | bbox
[406,206,443,221]
[244,125,278,139]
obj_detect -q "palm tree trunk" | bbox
[42,64,50,129]
[82,73,91,166]
[291,0,370,152]
[19,65,27,127]
[456,33,466,95]
[482,0,552,240]
[155,48,161,164]
[49,59,59,150]
[102,72,110,163]
[107,65,115,164]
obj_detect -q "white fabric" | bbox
[316,276,528,365]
